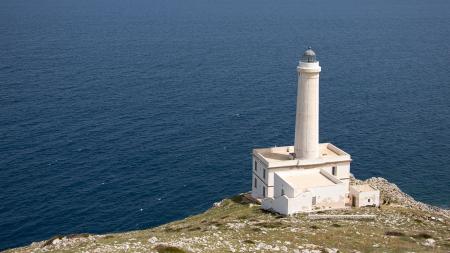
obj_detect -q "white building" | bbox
[252,48,378,215]
[349,184,380,208]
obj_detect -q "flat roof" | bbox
[351,184,377,192]
[276,170,338,190]
[253,143,351,168]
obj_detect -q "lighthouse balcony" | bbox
[252,143,351,168]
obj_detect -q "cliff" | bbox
[4,177,449,253]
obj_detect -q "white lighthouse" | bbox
[294,47,321,160]
[250,48,380,215]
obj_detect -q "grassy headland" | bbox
[5,177,449,253]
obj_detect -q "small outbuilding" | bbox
[349,184,380,207]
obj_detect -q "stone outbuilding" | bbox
[349,184,380,207]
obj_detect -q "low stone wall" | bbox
[308,214,376,220]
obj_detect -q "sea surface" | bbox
[1,0,449,250]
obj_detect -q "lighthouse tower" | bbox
[294,47,321,159]
[251,48,362,214]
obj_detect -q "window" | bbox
[312,196,317,205]
[254,178,257,188]
[332,166,337,176]
[263,186,266,198]
[263,169,266,179]
[281,188,285,196]
[254,161,257,171]
[368,199,371,203]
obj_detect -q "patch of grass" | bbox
[164,226,183,232]
[208,221,224,227]
[385,231,405,236]
[243,239,255,244]
[310,225,320,229]
[255,221,285,228]
[154,244,187,253]
[230,195,244,204]
[238,215,249,220]
[331,223,341,228]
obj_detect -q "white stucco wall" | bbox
[319,162,350,180]
[252,157,271,199]
[253,157,267,183]
[266,170,346,215]
[273,173,295,198]
[309,183,346,210]
[350,187,380,207]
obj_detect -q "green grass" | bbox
[154,245,188,253]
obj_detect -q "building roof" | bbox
[253,143,351,168]
[276,170,340,191]
[351,184,377,192]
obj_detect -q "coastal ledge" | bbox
[5,177,449,253]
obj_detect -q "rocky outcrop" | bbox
[354,176,449,217]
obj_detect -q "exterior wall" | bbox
[265,183,345,215]
[316,162,350,180]
[262,192,313,215]
[310,184,346,210]
[251,174,263,199]
[253,152,352,200]
[252,156,270,199]
[273,173,295,198]
[319,162,350,193]
[272,195,289,215]
[266,170,346,214]
[253,157,267,183]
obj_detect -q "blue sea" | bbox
[1,0,449,250]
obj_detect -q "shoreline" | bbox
[4,176,450,253]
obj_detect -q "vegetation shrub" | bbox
[385,231,405,236]
[255,221,284,228]
[154,244,187,253]
[413,232,433,239]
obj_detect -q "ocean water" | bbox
[1,0,449,250]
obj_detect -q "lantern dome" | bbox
[301,47,317,63]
